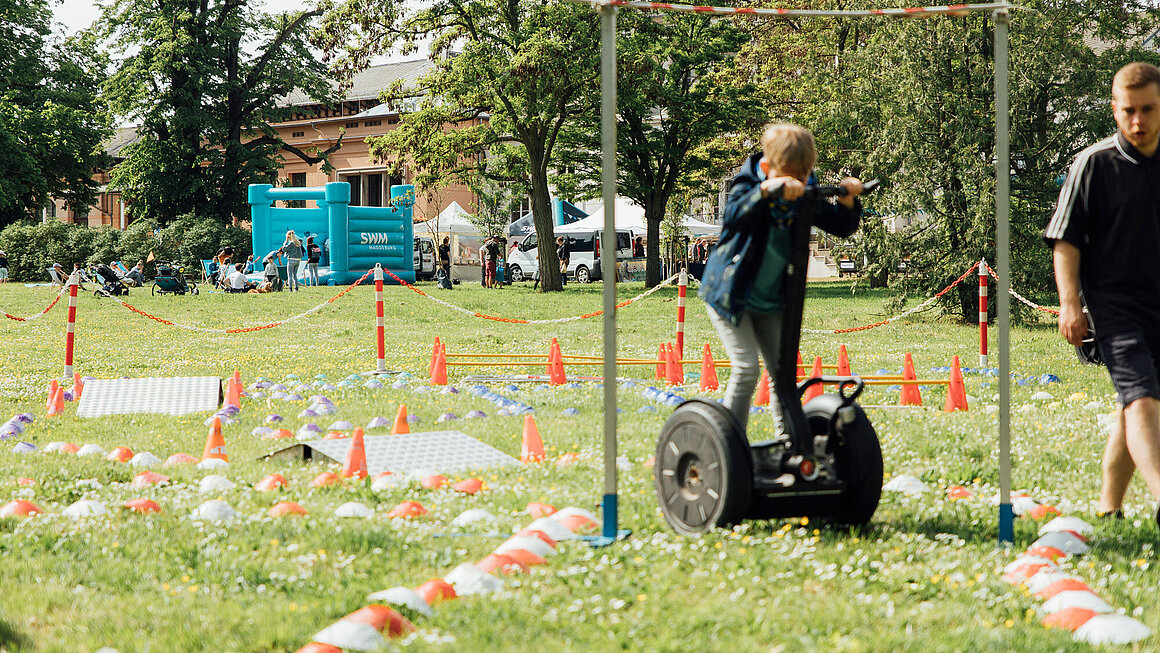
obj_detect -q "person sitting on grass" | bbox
[125,261,146,287]
[700,122,863,434]
[223,263,255,293]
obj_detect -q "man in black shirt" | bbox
[1046,62,1160,520]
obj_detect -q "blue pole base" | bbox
[998,502,1014,544]
[582,493,631,548]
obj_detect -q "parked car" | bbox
[507,229,634,283]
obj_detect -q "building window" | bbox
[291,131,305,138]
[510,196,533,222]
[364,120,381,127]
[386,116,399,125]
[365,174,382,206]
[288,173,306,208]
[345,121,359,129]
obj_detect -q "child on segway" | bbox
[700,123,864,433]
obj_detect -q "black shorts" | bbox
[1098,332,1160,406]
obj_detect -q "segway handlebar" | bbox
[801,179,881,199]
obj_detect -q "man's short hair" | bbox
[235,263,244,271]
[1113,62,1160,94]
[760,123,817,177]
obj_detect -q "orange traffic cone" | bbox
[391,404,410,434]
[225,377,241,409]
[72,373,84,402]
[655,343,666,381]
[802,356,824,403]
[667,343,685,386]
[201,417,229,462]
[944,355,969,412]
[837,344,851,376]
[520,415,546,463]
[430,347,448,386]
[550,341,566,385]
[900,352,922,406]
[754,368,770,406]
[342,427,368,479]
[546,340,558,378]
[429,337,442,377]
[46,385,65,417]
[699,344,719,391]
[797,351,805,381]
[46,379,60,412]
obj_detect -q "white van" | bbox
[413,236,436,280]
[507,229,633,283]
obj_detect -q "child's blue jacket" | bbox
[700,152,862,326]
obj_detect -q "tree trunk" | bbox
[527,147,561,291]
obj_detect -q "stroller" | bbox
[152,263,198,296]
[93,265,131,297]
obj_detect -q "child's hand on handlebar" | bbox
[837,178,863,208]
[762,176,805,201]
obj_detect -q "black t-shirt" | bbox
[557,241,570,261]
[0,256,7,268]
[485,241,500,262]
[1045,131,1160,335]
[307,244,321,263]
[438,243,450,263]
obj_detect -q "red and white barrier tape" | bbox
[982,262,1060,316]
[97,270,372,333]
[804,262,980,334]
[381,267,680,324]
[2,285,67,322]
[576,0,1014,18]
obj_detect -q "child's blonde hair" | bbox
[760,123,816,177]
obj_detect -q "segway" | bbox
[654,180,883,535]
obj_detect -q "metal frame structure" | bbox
[574,0,1018,545]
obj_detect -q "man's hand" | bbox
[762,176,805,201]
[1058,301,1087,347]
[837,177,863,209]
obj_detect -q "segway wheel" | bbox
[151,284,160,296]
[654,399,752,535]
[190,283,198,296]
[803,396,883,525]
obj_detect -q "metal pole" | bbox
[994,8,1013,544]
[599,3,620,544]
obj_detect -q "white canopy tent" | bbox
[425,201,481,236]
[565,197,721,236]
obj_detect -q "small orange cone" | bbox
[797,351,805,380]
[699,343,719,391]
[232,370,241,387]
[520,415,546,463]
[429,337,442,377]
[900,353,923,406]
[46,379,60,412]
[342,427,368,479]
[430,347,448,386]
[655,343,666,381]
[72,373,84,401]
[944,355,969,412]
[754,368,770,406]
[802,356,824,403]
[549,341,566,386]
[837,344,851,376]
[225,377,241,409]
[201,417,228,462]
[47,385,65,417]
[391,404,410,434]
[665,343,684,386]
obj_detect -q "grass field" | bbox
[0,277,1153,652]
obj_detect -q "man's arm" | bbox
[1053,240,1086,347]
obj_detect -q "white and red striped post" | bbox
[979,258,988,367]
[64,271,79,379]
[374,264,386,374]
[675,266,688,359]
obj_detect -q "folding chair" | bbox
[47,267,64,287]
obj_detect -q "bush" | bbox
[0,214,254,281]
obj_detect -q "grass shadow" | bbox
[0,613,31,652]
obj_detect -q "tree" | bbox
[95,0,342,224]
[555,11,763,287]
[316,0,601,291]
[740,0,1160,320]
[0,0,111,226]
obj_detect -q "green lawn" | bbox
[0,278,1150,652]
